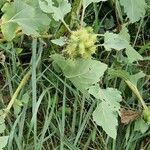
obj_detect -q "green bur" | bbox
[143,108,150,124]
[65,27,97,58]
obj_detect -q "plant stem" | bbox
[55,0,82,38]
[81,6,85,27]
[62,20,72,33]
[125,80,148,110]
[96,34,104,37]
[97,44,104,47]
[4,70,31,117]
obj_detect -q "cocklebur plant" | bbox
[0,0,149,147]
[49,0,149,139]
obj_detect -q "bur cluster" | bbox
[65,27,97,58]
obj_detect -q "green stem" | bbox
[62,20,72,33]
[81,6,86,27]
[125,80,148,110]
[4,70,31,117]
[55,0,82,37]
[96,34,104,37]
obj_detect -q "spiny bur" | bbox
[65,27,97,59]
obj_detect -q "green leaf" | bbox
[129,71,145,87]
[83,0,107,8]
[89,86,122,139]
[24,0,39,7]
[21,93,30,104]
[13,93,30,116]
[103,26,143,63]
[119,25,130,42]
[108,69,130,81]
[0,136,9,149]
[1,0,50,41]
[104,31,128,51]
[0,0,5,8]
[134,118,149,134]
[51,54,69,71]
[125,45,143,63]
[93,102,118,139]
[89,85,122,139]
[108,69,145,87]
[51,54,107,91]
[38,0,54,14]
[89,85,122,114]
[104,26,130,51]
[13,99,23,116]
[39,0,71,21]
[51,36,67,46]
[120,0,147,23]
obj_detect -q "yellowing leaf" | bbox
[121,109,140,125]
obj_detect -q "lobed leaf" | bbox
[89,85,122,114]
[89,85,122,139]
[120,0,147,23]
[103,26,143,63]
[39,0,71,21]
[51,54,107,91]
[1,0,50,41]
[93,102,118,139]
